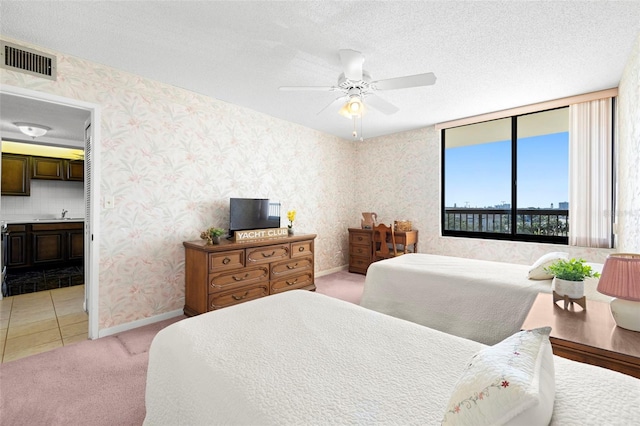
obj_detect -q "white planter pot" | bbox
[552,277,585,299]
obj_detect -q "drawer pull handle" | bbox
[357,248,362,253]
[222,257,231,265]
[298,247,305,252]
[261,251,276,258]
[286,279,298,286]
[286,262,299,270]
[232,273,250,281]
[357,236,363,241]
[232,291,250,301]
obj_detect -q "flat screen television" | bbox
[229,198,280,237]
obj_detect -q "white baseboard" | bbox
[97,266,349,338]
[316,264,349,277]
[97,308,184,338]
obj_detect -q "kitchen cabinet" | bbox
[66,160,84,181]
[2,155,83,195]
[1,154,30,196]
[6,225,28,267]
[68,229,84,260]
[32,156,64,180]
[5,222,84,269]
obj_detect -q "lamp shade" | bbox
[597,253,640,301]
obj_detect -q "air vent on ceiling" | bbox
[0,40,57,81]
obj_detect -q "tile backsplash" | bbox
[1,180,84,220]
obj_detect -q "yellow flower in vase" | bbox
[286,210,296,235]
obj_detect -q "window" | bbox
[442,107,569,244]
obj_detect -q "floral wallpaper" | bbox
[2,34,639,332]
[1,37,356,330]
[617,32,640,253]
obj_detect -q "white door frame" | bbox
[0,84,101,339]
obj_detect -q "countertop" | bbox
[2,218,85,225]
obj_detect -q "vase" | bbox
[288,228,294,236]
[212,236,221,244]
[552,277,584,299]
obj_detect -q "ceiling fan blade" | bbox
[373,72,437,90]
[317,96,347,115]
[339,49,364,81]
[279,86,336,91]
[365,93,399,115]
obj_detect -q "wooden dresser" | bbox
[183,234,316,316]
[348,228,418,274]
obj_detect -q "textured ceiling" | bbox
[1,1,639,141]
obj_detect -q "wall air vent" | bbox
[0,40,57,81]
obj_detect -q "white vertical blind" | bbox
[568,98,613,248]
[83,122,91,313]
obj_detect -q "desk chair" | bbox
[372,223,403,261]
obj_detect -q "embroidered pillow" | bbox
[442,327,555,426]
[528,252,569,280]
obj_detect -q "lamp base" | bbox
[609,298,640,332]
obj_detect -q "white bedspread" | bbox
[144,291,638,425]
[360,254,608,345]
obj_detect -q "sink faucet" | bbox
[61,209,68,219]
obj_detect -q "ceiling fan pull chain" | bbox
[352,117,357,139]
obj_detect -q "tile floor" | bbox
[0,285,87,363]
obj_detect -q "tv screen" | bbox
[229,198,280,236]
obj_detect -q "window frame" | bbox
[440,107,569,245]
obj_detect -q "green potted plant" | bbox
[545,258,601,299]
[200,227,225,244]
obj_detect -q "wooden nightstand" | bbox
[521,292,640,379]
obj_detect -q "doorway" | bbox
[0,85,100,355]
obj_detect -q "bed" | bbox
[144,290,639,425]
[359,253,608,345]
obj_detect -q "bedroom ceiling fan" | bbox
[279,49,436,139]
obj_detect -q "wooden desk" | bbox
[521,292,640,379]
[348,228,418,274]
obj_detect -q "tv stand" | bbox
[183,233,316,316]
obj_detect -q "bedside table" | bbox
[521,292,640,379]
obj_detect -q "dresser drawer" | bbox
[208,283,269,310]
[349,255,370,270]
[271,257,313,279]
[270,271,314,294]
[349,244,371,259]
[209,265,269,293]
[209,250,244,272]
[349,231,372,246]
[291,240,313,258]
[246,244,290,265]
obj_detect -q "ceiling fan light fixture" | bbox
[338,96,365,119]
[14,122,51,138]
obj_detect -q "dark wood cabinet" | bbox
[348,228,419,274]
[66,160,84,181]
[6,225,28,267]
[2,155,83,195]
[183,234,316,316]
[32,156,65,180]
[5,222,84,270]
[1,154,30,196]
[32,231,65,263]
[68,229,85,260]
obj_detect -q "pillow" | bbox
[527,252,569,280]
[441,327,555,426]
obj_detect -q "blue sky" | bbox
[445,132,569,208]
